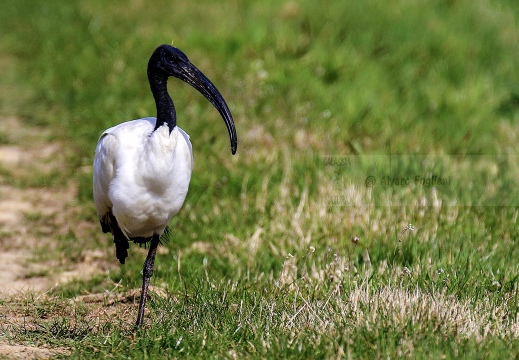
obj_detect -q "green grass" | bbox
[2,0,519,358]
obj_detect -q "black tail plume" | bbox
[101,212,130,264]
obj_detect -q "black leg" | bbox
[135,234,160,327]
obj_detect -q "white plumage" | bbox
[94,118,193,239]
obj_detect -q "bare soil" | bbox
[0,118,113,358]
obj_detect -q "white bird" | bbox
[93,44,237,327]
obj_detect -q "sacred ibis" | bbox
[93,45,237,327]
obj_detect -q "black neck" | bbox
[148,71,176,133]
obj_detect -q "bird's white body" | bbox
[93,117,193,239]
[93,45,236,326]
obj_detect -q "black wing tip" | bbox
[103,212,130,264]
[114,234,130,264]
[100,219,111,234]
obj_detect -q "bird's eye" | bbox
[167,54,175,62]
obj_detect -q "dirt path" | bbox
[0,118,99,295]
[0,117,110,358]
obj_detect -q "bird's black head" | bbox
[148,45,237,155]
[149,45,191,78]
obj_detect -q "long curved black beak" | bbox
[175,63,237,155]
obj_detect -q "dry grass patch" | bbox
[347,284,519,340]
[0,288,160,359]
